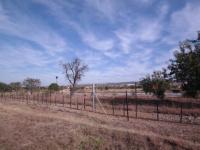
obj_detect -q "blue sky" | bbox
[0,0,200,85]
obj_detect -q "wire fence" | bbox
[0,90,200,125]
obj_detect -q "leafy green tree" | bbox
[48,83,59,91]
[168,40,200,97]
[141,71,169,99]
[140,75,152,94]
[0,82,11,92]
[151,71,169,99]
[23,78,41,94]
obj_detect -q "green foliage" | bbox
[168,41,200,97]
[141,71,169,99]
[140,75,152,94]
[48,83,59,91]
[10,82,21,91]
[23,78,41,94]
[0,82,11,92]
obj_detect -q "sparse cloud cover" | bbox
[0,0,200,85]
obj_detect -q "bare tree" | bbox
[23,78,41,94]
[62,58,88,95]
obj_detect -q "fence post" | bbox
[123,94,125,116]
[84,94,86,110]
[45,92,47,104]
[156,101,159,121]
[42,93,44,104]
[180,103,183,123]
[112,100,115,116]
[126,91,129,121]
[49,90,51,105]
[54,93,56,105]
[135,99,138,118]
[77,97,78,110]
[70,94,72,108]
[26,93,28,104]
[135,82,137,98]
[62,93,64,107]
[37,93,39,104]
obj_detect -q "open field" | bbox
[0,101,200,150]
[0,91,200,149]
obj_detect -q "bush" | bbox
[0,82,11,92]
[140,71,169,99]
[48,83,59,91]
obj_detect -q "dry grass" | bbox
[0,101,200,150]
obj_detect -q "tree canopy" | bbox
[168,41,200,97]
[48,83,59,91]
[140,71,169,99]
[0,82,11,92]
[10,82,21,91]
[23,78,41,94]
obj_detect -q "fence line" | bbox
[0,91,199,124]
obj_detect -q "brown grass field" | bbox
[0,97,200,150]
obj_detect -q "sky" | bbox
[0,0,200,86]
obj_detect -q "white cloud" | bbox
[0,45,51,68]
[85,0,116,20]
[33,0,115,54]
[0,2,68,55]
[83,32,114,51]
[115,29,134,54]
[164,3,200,45]
[115,18,162,54]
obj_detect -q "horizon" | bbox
[0,0,200,86]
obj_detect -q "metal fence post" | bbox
[180,103,183,123]
[112,100,115,116]
[126,91,129,121]
[84,94,86,110]
[63,93,64,107]
[157,101,159,121]
[135,99,138,118]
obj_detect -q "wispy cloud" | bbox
[0,0,199,85]
[85,0,116,21]
[0,1,68,55]
[164,2,200,45]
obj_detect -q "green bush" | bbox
[48,83,59,91]
[0,82,11,92]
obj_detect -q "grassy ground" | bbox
[0,101,200,150]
